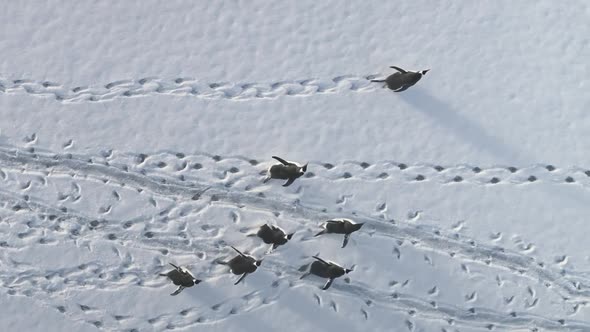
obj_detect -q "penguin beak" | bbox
[194,279,202,284]
[255,260,263,266]
[287,233,295,240]
[357,223,365,229]
[302,163,308,172]
[345,268,353,274]
[422,69,430,75]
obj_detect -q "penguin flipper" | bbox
[171,286,185,296]
[322,278,335,290]
[300,272,311,280]
[169,263,180,271]
[390,66,407,73]
[230,246,247,258]
[272,156,291,165]
[235,273,249,285]
[342,234,350,248]
[370,79,385,83]
[263,176,271,183]
[394,85,410,92]
[312,255,330,265]
[283,178,295,187]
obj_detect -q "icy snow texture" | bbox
[1,1,589,331]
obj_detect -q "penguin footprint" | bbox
[361,308,369,320]
[330,300,338,312]
[313,294,321,305]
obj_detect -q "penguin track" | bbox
[0,74,382,103]
[2,146,590,195]
[2,145,590,303]
[1,178,589,319]
[1,146,590,329]
[1,161,585,306]
[1,190,588,331]
[2,272,288,332]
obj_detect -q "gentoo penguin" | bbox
[256,224,294,251]
[218,246,262,285]
[159,263,202,296]
[314,218,364,248]
[300,256,353,290]
[371,66,429,92]
[263,156,308,187]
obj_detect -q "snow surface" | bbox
[1,1,590,331]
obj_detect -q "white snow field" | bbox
[1,1,590,331]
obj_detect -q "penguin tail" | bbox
[314,230,326,237]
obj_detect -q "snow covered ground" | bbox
[1,1,589,331]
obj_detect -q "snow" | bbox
[1,1,590,331]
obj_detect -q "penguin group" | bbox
[160,65,427,294]
[161,154,365,294]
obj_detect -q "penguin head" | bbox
[301,163,308,173]
[193,278,202,285]
[276,232,294,244]
[420,69,430,76]
[345,264,355,274]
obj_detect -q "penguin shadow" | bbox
[183,278,233,319]
[402,90,590,224]
[398,87,523,163]
[400,88,590,236]
[199,266,282,329]
[178,267,273,324]
[275,282,356,331]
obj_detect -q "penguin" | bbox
[217,246,262,285]
[371,66,429,92]
[159,263,202,296]
[314,218,364,248]
[300,256,353,290]
[263,156,308,187]
[256,224,294,251]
